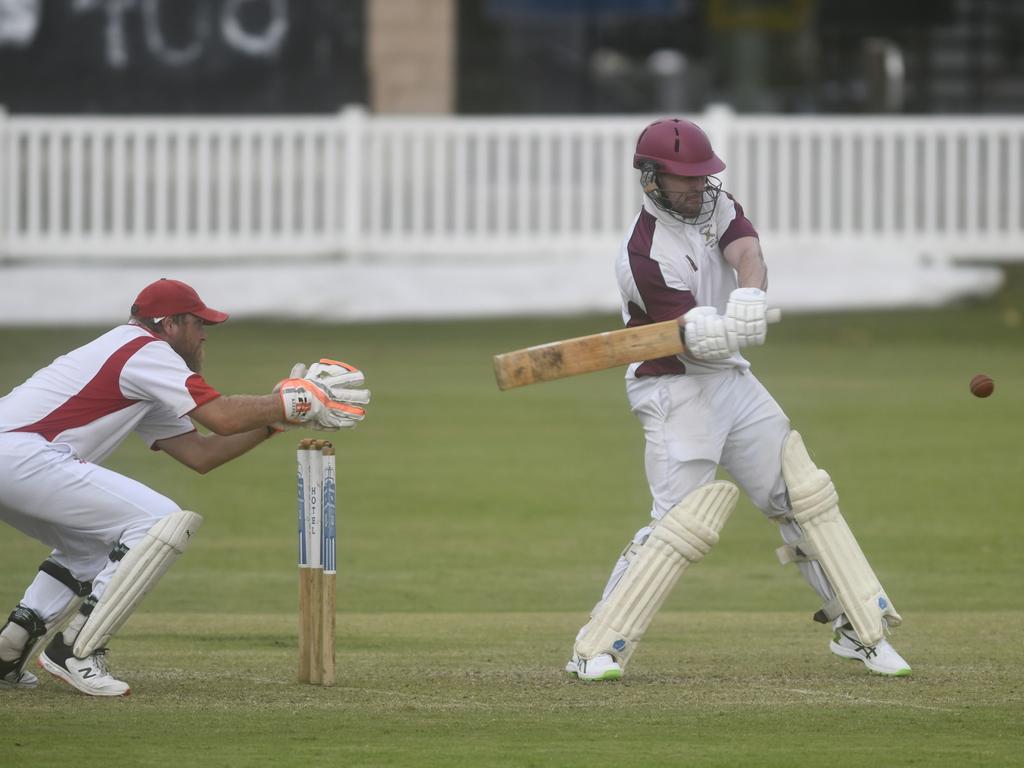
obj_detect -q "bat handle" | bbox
[674,307,783,344]
[678,307,782,327]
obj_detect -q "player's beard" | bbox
[184,345,204,373]
[663,189,702,218]
[173,340,204,373]
[677,191,703,218]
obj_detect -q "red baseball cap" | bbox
[131,279,229,324]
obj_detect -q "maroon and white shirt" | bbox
[616,192,759,378]
[0,323,220,463]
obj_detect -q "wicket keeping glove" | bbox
[269,363,310,433]
[683,306,739,361]
[278,377,366,430]
[725,287,768,347]
[305,359,371,409]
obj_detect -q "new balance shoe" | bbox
[39,634,130,697]
[0,664,39,690]
[565,652,622,681]
[830,628,911,677]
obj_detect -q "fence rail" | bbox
[2,106,1023,261]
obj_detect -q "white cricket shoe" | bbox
[565,652,622,681]
[39,635,130,697]
[0,667,39,689]
[830,628,911,677]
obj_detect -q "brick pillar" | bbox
[368,0,455,113]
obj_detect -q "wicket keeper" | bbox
[0,278,369,696]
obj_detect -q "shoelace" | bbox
[841,631,878,658]
[91,649,112,676]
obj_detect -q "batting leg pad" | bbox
[575,481,739,667]
[74,510,203,657]
[781,431,901,645]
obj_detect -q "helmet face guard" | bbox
[634,118,726,225]
[640,163,723,225]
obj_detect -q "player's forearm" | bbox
[156,422,277,473]
[190,394,284,435]
[723,237,767,290]
[189,429,273,473]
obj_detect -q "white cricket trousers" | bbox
[630,367,790,520]
[0,433,181,624]
[593,367,835,610]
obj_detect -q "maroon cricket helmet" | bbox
[633,118,726,177]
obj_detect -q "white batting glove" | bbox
[726,287,768,347]
[683,306,739,361]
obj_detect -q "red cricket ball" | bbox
[970,374,995,398]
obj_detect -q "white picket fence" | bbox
[2,105,1024,262]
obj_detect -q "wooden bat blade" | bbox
[493,308,782,390]
[493,320,684,390]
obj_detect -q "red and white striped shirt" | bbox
[0,324,220,463]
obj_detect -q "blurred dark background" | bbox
[462,0,1021,114]
[1,0,1021,114]
[0,0,367,112]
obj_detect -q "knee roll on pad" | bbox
[73,510,203,657]
[575,481,739,667]
[780,431,901,645]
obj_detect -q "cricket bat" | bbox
[493,308,781,390]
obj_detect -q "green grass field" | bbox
[2,275,1023,767]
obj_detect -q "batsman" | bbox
[0,279,370,696]
[566,119,909,681]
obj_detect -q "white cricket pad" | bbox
[575,481,738,667]
[74,510,203,657]
[781,431,901,645]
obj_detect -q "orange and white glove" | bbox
[268,363,309,434]
[277,359,369,430]
[305,359,371,408]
